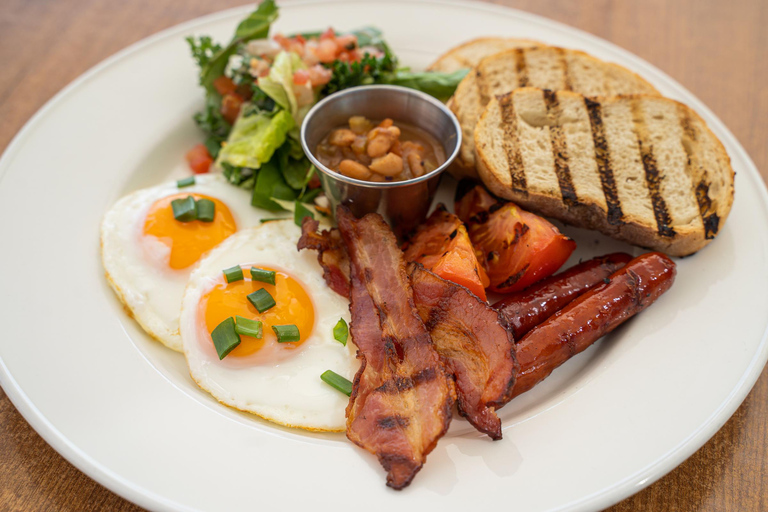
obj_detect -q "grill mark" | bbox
[475,68,491,106]
[374,367,438,394]
[697,182,720,238]
[543,90,578,207]
[631,99,676,238]
[556,48,573,91]
[377,415,411,429]
[497,263,530,290]
[514,49,529,87]
[585,98,623,224]
[679,105,720,238]
[498,93,528,195]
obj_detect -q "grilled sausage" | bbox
[494,253,633,340]
[509,252,676,399]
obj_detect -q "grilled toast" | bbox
[452,47,659,177]
[427,37,541,73]
[474,88,734,256]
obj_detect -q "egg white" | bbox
[180,221,358,432]
[101,174,274,351]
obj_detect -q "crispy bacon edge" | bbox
[409,263,518,440]
[337,206,455,490]
[297,217,350,298]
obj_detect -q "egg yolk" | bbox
[143,193,237,269]
[203,267,315,358]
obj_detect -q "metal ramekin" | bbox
[300,85,462,238]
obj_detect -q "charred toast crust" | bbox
[427,37,542,73]
[475,88,734,257]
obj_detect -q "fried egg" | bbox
[179,221,357,431]
[101,174,270,351]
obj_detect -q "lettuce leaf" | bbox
[216,108,294,169]
[258,51,305,112]
[257,50,314,134]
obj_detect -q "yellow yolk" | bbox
[143,193,237,269]
[203,267,315,358]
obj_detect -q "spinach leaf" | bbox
[385,68,470,102]
[221,162,256,189]
[277,144,314,190]
[251,159,297,211]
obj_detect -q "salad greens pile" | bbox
[186,0,468,213]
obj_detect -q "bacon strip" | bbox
[337,206,455,490]
[297,217,350,298]
[409,264,518,440]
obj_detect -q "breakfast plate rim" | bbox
[0,1,766,511]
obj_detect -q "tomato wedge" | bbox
[403,206,490,301]
[212,76,237,96]
[454,179,498,223]
[185,144,213,174]
[456,184,576,293]
[220,93,244,125]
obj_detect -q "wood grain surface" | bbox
[1,0,766,510]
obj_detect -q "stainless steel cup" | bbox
[300,85,461,238]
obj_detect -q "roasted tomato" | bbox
[456,184,576,293]
[454,179,497,223]
[185,144,213,174]
[403,205,490,301]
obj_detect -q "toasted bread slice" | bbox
[427,37,541,73]
[453,47,660,176]
[474,88,734,256]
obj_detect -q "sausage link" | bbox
[494,253,633,340]
[509,252,676,399]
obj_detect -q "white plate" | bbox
[1,1,766,511]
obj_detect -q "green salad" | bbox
[185,0,467,213]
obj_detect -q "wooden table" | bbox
[1,0,766,510]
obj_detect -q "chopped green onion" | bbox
[320,370,352,396]
[247,288,276,313]
[177,176,196,188]
[333,318,348,346]
[235,316,263,338]
[196,198,215,222]
[171,196,197,222]
[259,218,287,224]
[272,324,300,343]
[250,267,276,285]
[211,317,240,360]
[222,265,243,283]
[294,201,315,227]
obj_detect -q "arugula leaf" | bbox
[193,94,231,147]
[251,160,297,211]
[198,0,279,95]
[217,109,294,169]
[186,36,223,70]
